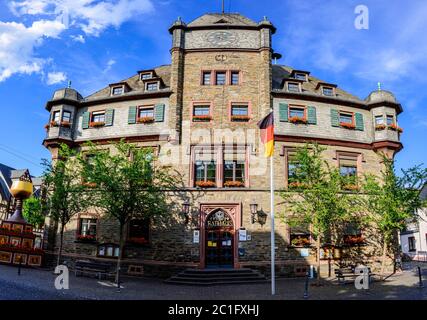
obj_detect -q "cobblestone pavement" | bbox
[0,264,426,300]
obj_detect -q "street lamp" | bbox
[250,202,267,226]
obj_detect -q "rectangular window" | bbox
[224,161,245,185]
[287,82,300,93]
[215,72,226,85]
[91,111,105,124]
[386,115,395,125]
[230,71,240,85]
[79,218,97,237]
[202,71,211,85]
[375,115,384,125]
[128,218,150,245]
[52,111,60,123]
[146,82,159,91]
[193,105,211,122]
[295,73,307,81]
[339,112,353,124]
[140,73,152,80]
[322,87,334,96]
[112,86,123,95]
[340,165,357,177]
[230,104,249,122]
[408,236,416,252]
[62,111,71,123]
[289,107,305,119]
[138,107,154,119]
[194,150,216,187]
[290,224,311,247]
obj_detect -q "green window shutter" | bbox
[105,109,114,126]
[82,111,90,129]
[128,106,137,124]
[355,113,364,131]
[279,103,289,122]
[331,109,339,127]
[307,106,317,125]
[154,104,165,122]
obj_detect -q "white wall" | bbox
[400,208,427,261]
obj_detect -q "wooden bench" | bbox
[335,267,373,285]
[74,260,115,280]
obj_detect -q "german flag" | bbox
[257,112,274,157]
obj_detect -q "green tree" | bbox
[43,144,91,266]
[23,196,45,228]
[80,140,179,285]
[362,156,427,279]
[281,144,359,285]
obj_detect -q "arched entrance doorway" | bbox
[205,209,234,268]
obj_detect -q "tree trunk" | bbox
[380,240,388,281]
[115,223,126,286]
[56,223,65,267]
[316,235,321,286]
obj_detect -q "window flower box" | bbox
[82,182,97,188]
[388,124,403,133]
[288,181,307,189]
[90,121,105,128]
[50,121,59,127]
[60,121,71,128]
[289,116,307,124]
[195,181,216,188]
[76,235,96,242]
[192,115,212,122]
[224,180,245,188]
[342,184,360,191]
[137,117,155,124]
[375,124,386,131]
[344,235,365,246]
[44,124,50,131]
[230,115,250,122]
[339,122,356,130]
[127,237,149,246]
[291,237,311,247]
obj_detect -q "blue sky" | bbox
[0,0,426,177]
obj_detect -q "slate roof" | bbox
[187,13,259,27]
[0,163,14,200]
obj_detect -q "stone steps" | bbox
[165,268,268,286]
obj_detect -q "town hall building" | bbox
[42,12,403,277]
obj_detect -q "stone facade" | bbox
[42,12,403,277]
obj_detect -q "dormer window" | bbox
[294,73,307,81]
[322,86,335,96]
[140,72,153,80]
[111,86,124,96]
[287,82,300,93]
[145,81,159,91]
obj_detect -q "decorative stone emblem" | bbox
[215,54,227,62]
[206,31,238,46]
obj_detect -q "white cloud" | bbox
[70,34,85,43]
[103,59,116,73]
[0,20,65,82]
[9,0,154,36]
[46,71,67,85]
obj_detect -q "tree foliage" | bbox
[23,196,45,228]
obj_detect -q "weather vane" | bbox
[377,82,382,92]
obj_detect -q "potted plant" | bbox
[50,121,59,127]
[289,116,308,124]
[342,184,360,191]
[137,117,155,124]
[77,234,96,242]
[375,124,386,131]
[344,235,365,246]
[388,123,403,133]
[291,237,311,247]
[195,181,216,188]
[340,122,356,130]
[60,121,71,128]
[224,180,245,188]
[288,181,307,189]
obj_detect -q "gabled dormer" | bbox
[109,82,131,96]
[316,82,337,97]
[290,70,310,82]
[138,69,164,92]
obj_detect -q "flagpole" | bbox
[270,151,275,295]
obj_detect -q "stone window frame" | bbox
[61,110,72,123]
[191,101,213,123]
[214,70,227,85]
[321,85,336,97]
[282,147,299,189]
[189,145,250,188]
[127,217,151,246]
[51,110,61,123]
[338,110,355,126]
[374,114,384,125]
[294,72,308,81]
[288,104,307,120]
[90,109,106,127]
[408,236,416,252]
[228,101,252,122]
[111,85,125,96]
[145,81,160,92]
[286,81,301,93]
[201,70,212,85]
[386,114,396,126]
[229,70,241,85]
[75,213,100,241]
[288,223,313,247]
[334,150,364,179]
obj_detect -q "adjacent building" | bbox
[42,12,404,276]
